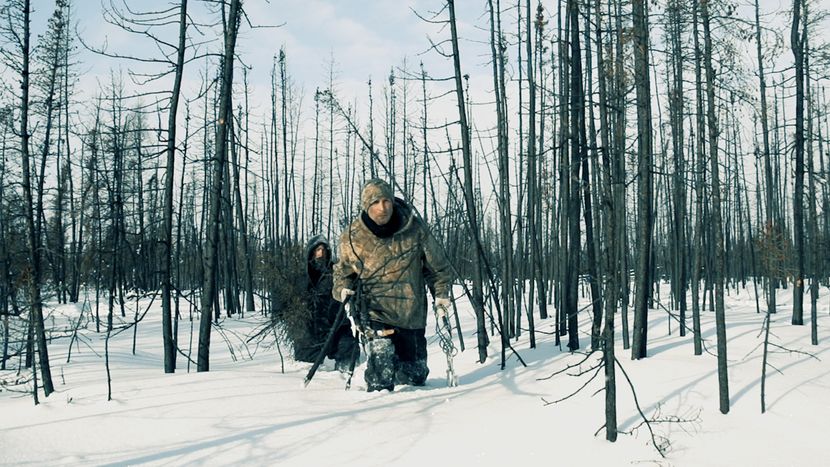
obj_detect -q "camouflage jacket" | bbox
[333,199,452,330]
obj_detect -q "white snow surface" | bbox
[1,284,828,466]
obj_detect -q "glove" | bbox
[340,288,357,336]
[340,288,355,303]
[435,297,451,320]
[348,315,360,338]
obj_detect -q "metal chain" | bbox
[434,308,459,386]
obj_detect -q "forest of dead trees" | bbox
[0,0,828,443]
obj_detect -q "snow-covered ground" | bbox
[1,283,828,466]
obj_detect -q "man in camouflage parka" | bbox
[333,179,452,392]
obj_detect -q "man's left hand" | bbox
[435,297,451,320]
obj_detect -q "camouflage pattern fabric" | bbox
[365,338,396,392]
[333,198,452,330]
[364,337,428,391]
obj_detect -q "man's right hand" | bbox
[340,288,355,303]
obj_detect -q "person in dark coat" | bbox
[293,235,358,372]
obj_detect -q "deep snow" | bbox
[1,283,828,466]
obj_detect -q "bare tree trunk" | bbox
[630,0,654,360]
[198,0,242,372]
[54,120,66,305]
[579,3,602,351]
[161,0,188,373]
[135,133,149,292]
[527,1,547,325]
[174,105,192,353]
[791,0,805,326]
[37,0,68,335]
[690,0,706,356]
[701,0,730,414]
[753,0,779,321]
[667,0,688,336]
[312,90,320,234]
[105,82,127,401]
[105,277,114,401]
[596,0,617,440]
[220,140,239,317]
[565,0,584,352]
[279,48,292,245]
[556,0,570,346]
[269,59,280,250]
[821,90,830,302]
[488,0,514,350]
[16,0,55,396]
[802,9,818,346]
[0,130,9,371]
[448,0,489,363]
[61,5,80,304]
[421,64,430,222]
[237,70,255,314]
[514,1,525,342]
[90,102,103,334]
[612,0,630,350]
[326,61,334,240]
[1,312,8,371]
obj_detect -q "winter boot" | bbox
[365,337,395,392]
[395,358,428,386]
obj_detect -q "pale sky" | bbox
[38,0,496,129]
[21,0,800,140]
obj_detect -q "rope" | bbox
[435,315,458,358]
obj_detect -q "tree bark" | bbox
[701,0,730,414]
[791,0,805,326]
[161,0,188,373]
[18,0,55,396]
[448,0,489,363]
[630,0,654,360]
[198,0,242,372]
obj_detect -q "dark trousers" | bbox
[365,322,429,391]
[327,326,359,368]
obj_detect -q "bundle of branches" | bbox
[254,244,313,358]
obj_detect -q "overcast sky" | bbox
[16,0,804,160]
[19,0,799,113]
[21,0,495,124]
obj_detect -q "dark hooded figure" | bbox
[293,235,358,372]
